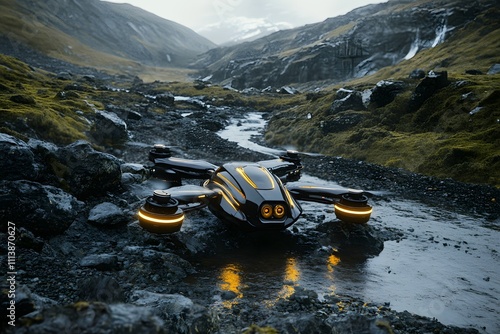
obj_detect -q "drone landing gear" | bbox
[334,194,372,224]
[138,190,185,234]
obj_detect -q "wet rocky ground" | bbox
[1,80,499,333]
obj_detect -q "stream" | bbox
[209,112,499,333]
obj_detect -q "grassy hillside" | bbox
[265,8,500,187]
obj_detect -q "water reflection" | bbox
[219,263,244,308]
[326,253,341,294]
[270,257,300,305]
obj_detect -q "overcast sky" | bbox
[103,0,385,43]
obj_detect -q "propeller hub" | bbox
[153,190,172,204]
[149,144,172,161]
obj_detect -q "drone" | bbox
[137,144,373,234]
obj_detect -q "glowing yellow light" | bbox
[273,204,285,219]
[138,211,184,224]
[218,174,245,199]
[236,167,258,188]
[261,167,276,188]
[213,181,240,210]
[261,204,273,219]
[334,204,373,215]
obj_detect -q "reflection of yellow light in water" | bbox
[327,254,341,272]
[266,257,300,307]
[219,264,243,308]
[327,253,340,294]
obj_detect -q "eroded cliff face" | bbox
[195,0,496,89]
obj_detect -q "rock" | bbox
[316,220,385,259]
[77,276,125,303]
[130,290,194,315]
[16,302,167,334]
[27,138,61,186]
[10,94,36,104]
[278,86,299,94]
[327,315,394,334]
[56,140,122,199]
[106,104,143,121]
[90,110,128,145]
[16,227,45,251]
[320,112,364,133]
[156,92,175,106]
[487,63,500,75]
[130,290,219,334]
[408,70,449,111]
[79,254,120,271]
[465,69,483,75]
[409,69,426,79]
[87,202,129,227]
[0,180,82,236]
[0,133,38,181]
[331,88,365,113]
[56,71,73,80]
[370,80,406,108]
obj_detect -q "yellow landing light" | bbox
[138,208,185,234]
[334,203,372,224]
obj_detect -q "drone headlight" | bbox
[261,204,273,219]
[273,204,286,219]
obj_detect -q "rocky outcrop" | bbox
[195,0,496,90]
[0,180,82,236]
[56,140,122,199]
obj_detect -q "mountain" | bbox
[193,0,499,90]
[197,17,294,46]
[0,0,216,72]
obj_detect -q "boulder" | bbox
[331,88,365,113]
[16,302,167,334]
[130,290,219,334]
[409,69,426,79]
[408,71,449,111]
[10,94,36,104]
[370,80,406,108]
[155,92,175,106]
[87,202,129,227]
[56,141,122,199]
[106,104,143,121]
[0,180,82,236]
[77,276,125,303]
[90,110,128,145]
[79,254,121,271]
[487,63,500,75]
[0,133,38,181]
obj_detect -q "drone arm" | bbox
[286,183,346,204]
[259,152,302,182]
[167,185,219,211]
[286,183,373,224]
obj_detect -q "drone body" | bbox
[138,145,373,234]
